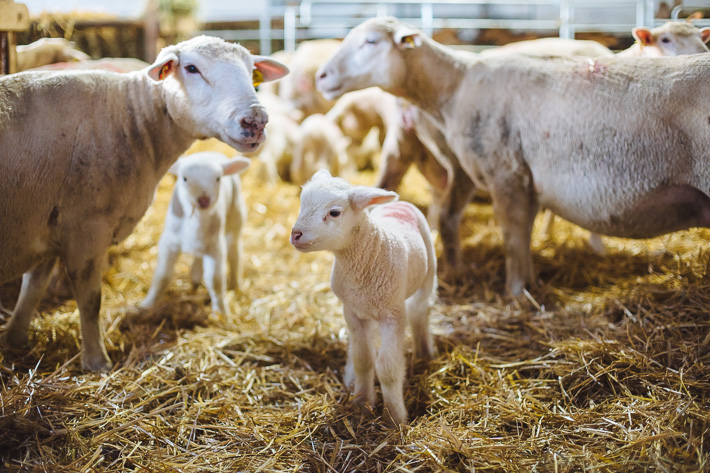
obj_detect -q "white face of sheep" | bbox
[632,25,710,57]
[148,36,289,153]
[171,153,250,212]
[290,170,397,252]
[316,18,420,100]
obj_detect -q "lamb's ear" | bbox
[148,51,179,82]
[168,157,184,176]
[311,169,333,182]
[700,27,710,45]
[222,157,251,176]
[632,27,654,46]
[349,186,398,211]
[252,56,290,87]
[393,25,422,49]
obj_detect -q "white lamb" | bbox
[141,152,250,316]
[290,170,437,426]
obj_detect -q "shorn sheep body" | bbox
[0,35,288,370]
[290,170,437,425]
[141,152,250,316]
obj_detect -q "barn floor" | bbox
[1,139,709,472]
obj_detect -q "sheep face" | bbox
[632,23,710,57]
[171,153,250,212]
[316,17,417,100]
[290,170,397,252]
[148,36,289,153]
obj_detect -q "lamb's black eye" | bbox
[185,64,200,74]
[216,177,220,182]
[183,177,187,182]
[365,37,377,45]
[329,210,341,217]
[661,37,670,43]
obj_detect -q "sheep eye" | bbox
[183,177,187,182]
[216,177,220,182]
[661,37,671,43]
[365,37,378,45]
[185,64,200,74]
[329,210,341,217]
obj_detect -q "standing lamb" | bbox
[290,113,350,185]
[290,170,437,426]
[140,153,250,316]
[316,17,710,297]
[0,35,288,371]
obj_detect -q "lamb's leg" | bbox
[190,256,203,288]
[343,307,376,408]
[406,290,434,361]
[226,232,243,292]
[66,253,111,371]
[376,313,407,426]
[202,246,229,315]
[1,257,58,347]
[141,242,179,308]
[488,170,538,296]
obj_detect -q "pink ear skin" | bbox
[700,27,710,45]
[148,53,179,81]
[253,56,290,83]
[349,188,398,211]
[632,27,654,46]
[222,157,251,176]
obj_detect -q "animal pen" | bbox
[1,1,710,472]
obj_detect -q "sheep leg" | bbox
[202,249,229,315]
[66,253,111,371]
[488,171,538,296]
[376,314,407,426]
[141,243,179,308]
[226,233,243,291]
[539,209,556,238]
[406,291,434,361]
[1,257,58,348]
[190,256,203,288]
[438,170,477,282]
[343,308,377,408]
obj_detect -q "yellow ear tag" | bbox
[158,63,170,80]
[253,68,264,88]
[405,36,415,46]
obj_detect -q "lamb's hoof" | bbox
[382,403,408,427]
[81,353,113,372]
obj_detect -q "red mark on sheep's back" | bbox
[379,202,420,231]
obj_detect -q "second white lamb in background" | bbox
[290,170,437,426]
[141,152,250,316]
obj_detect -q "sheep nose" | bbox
[290,229,303,242]
[197,196,211,209]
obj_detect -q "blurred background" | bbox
[8,0,710,63]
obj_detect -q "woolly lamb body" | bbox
[290,170,437,425]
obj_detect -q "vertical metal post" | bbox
[143,0,159,63]
[559,0,573,39]
[284,4,296,52]
[259,0,271,56]
[421,3,433,36]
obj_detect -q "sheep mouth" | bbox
[224,131,265,152]
[291,239,314,252]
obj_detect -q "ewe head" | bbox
[147,36,289,152]
[316,17,422,100]
[632,22,710,57]
[170,152,250,212]
[290,170,398,252]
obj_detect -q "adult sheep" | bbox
[316,17,710,296]
[0,35,288,371]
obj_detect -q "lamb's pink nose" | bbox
[290,229,303,243]
[197,196,211,209]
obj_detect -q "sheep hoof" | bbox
[81,353,112,372]
[0,329,28,349]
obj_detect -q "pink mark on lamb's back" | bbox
[378,202,420,231]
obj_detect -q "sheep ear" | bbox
[311,169,332,181]
[632,27,653,46]
[222,157,251,175]
[168,158,184,176]
[148,52,179,82]
[700,27,710,45]
[394,26,422,49]
[252,56,290,87]
[349,187,398,211]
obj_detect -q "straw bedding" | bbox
[1,138,709,472]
